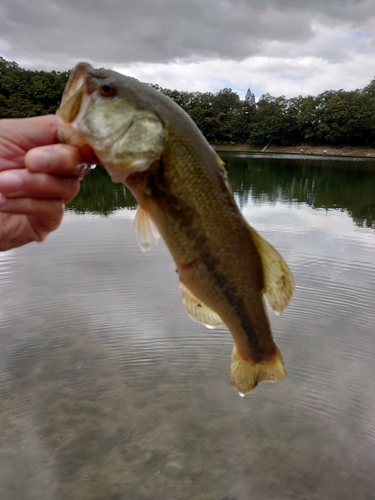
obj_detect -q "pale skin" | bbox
[0,115,97,251]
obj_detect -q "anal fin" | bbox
[180,282,225,329]
[134,205,160,252]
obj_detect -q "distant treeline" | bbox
[1,56,375,147]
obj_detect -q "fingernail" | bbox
[0,171,22,193]
[27,149,51,171]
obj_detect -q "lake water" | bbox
[1,153,375,499]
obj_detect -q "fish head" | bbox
[57,62,166,183]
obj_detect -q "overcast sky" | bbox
[1,0,375,99]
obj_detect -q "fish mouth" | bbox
[57,63,93,123]
[56,63,95,145]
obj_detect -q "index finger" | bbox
[0,115,59,151]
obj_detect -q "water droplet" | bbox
[238,391,245,398]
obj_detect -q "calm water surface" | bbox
[1,153,375,499]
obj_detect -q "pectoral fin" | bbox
[134,205,160,252]
[248,226,294,314]
[180,282,225,329]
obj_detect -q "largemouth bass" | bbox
[57,62,294,394]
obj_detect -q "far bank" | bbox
[212,144,375,158]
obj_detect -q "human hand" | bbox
[0,115,96,251]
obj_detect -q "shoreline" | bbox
[212,143,375,158]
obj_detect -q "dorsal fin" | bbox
[248,226,294,314]
[210,147,232,192]
[210,146,226,169]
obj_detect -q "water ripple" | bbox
[1,174,375,498]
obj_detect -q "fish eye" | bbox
[99,83,116,97]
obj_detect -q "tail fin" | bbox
[230,344,286,394]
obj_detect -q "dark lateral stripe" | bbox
[202,251,270,358]
[228,291,272,359]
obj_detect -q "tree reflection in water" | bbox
[68,154,375,230]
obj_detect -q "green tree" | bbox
[249,94,295,146]
[0,57,69,118]
[210,88,242,143]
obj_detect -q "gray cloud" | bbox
[1,0,374,71]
